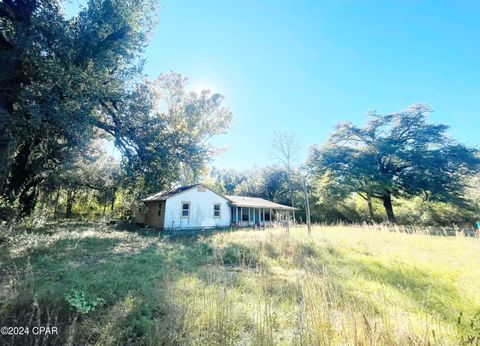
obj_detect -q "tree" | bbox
[271,131,300,219]
[37,140,120,218]
[209,168,248,195]
[0,0,159,216]
[234,166,290,204]
[0,1,232,218]
[307,104,480,223]
[107,72,232,196]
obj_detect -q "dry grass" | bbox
[0,222,479,345]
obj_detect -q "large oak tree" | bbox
[307,104,480,223]
[0,1,232,217]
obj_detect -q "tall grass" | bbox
[0,222,479,345]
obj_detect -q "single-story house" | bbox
[134,184,298,229]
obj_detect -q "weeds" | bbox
[0,223,478,345]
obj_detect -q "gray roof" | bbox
[141,184,298,211]
[226,195,298,211]
[141,184,201,202]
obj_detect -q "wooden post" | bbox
[303,177,311,237]
[286,210,290,233]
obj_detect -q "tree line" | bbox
[1,1,479,226]
[210,106,480,226]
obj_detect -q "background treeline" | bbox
[209,165,480,226]
[1,1,479,226]
[209,108,480,226]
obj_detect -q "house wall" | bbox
[137,201,165,227]
[134,206,146,224]
[163,186,231,229]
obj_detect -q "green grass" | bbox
[0,222,479,345]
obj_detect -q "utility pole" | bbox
[302,177,311,236]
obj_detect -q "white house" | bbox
[134,184,297,230]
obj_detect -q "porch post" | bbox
[240,207,243,225]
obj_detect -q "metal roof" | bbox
[226,195,298,211]
[141,184,201,202]
[141,184,298,211]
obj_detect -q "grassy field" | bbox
[0,223,479,345]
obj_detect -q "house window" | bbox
[242,208,249,221]
[157,203,162,216]
[213,203,221,218]
[181,202,190,218]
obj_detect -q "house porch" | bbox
[230,206,292,227]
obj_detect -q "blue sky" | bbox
[71,1,480,170]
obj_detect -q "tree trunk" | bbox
[288,183,295,223]
[381,193,395,223]
[367,194,374,221]
[0,110,10,195]
[5,138,35,203]
[110,192,116,212]
[18,183,38,217]
[4,136,41,217]
[53,187,60,219]
[66,189,75,219]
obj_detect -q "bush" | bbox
[218,243,260,267]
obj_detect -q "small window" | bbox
[181,202,190,218]
[213,203,221,217]
[157,203,162,216]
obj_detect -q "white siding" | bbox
[163,186,231,229]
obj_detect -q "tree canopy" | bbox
[0,0,232,218]
[307,104,480,223]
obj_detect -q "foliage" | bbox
[307,104,480,222]
[66,290,104,315]
[0,1,232,219]
[208,168,248,195]
[458,310,480,345]
[0,0,158,216]
[234,166,292,205]
[122,72,232,194]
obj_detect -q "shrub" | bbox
[66,290,104,315]
[218,243,260,267]
[458,310,480,345]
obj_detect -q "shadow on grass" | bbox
[298,243,477,324]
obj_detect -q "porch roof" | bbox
[226,196,298,211]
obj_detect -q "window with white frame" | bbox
[213,203,221,218]
[181,202,190,218]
